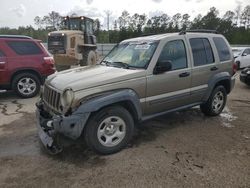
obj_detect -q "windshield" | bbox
[63,18,85,30]
[103,41,158,69]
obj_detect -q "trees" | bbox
[241,5,250,28]
[34,11,62,30]
[1,6,250,44]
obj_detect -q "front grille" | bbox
[43,84,61,112]
[48,35,65,53]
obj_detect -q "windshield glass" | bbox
[103,41,158,69]
[63,19,82,30]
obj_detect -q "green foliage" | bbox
[0,26,49,42]
[0,6,250,44]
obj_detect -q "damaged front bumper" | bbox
[36,100,90,154]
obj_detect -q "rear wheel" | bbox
[12,73,40,98]
[200,86,227,116]
[84,106,134,155]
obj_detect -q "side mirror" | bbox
[154,61,172,74]
[242,53,248,56]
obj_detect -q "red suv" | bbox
[0,35,55,98]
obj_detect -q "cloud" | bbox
[67,6,103,18]
[235,0,242,5]
[86,0,94,4]
[196,0,204,2]
[10,4,26,17]
[151,0,162,3]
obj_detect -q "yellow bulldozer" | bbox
[47,16,98,71]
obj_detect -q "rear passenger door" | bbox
[5,40,44,71]
[186,37,218,102]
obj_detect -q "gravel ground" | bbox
[0,76,249,188]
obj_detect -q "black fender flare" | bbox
[76,89,142,119]
[203,72,231,102]
[53,89,142,140]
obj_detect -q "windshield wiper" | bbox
[110,61,130,69]
[100,60,110,65]
[101,60,131,69]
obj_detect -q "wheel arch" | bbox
[77,89,143,123]
[204,72,232,102]
[11,69,43,88]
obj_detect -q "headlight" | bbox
[60,89,74,111]
[247,70,250,74]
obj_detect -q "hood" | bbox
[46,65,146,92]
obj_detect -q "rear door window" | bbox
[190,38,214,66]
[213,37,231,61]
[7,41,42,55]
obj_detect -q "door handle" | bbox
[210,66,218,71]
[179,72,190,77]
[0,62,6,65]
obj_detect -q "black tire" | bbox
[80,50,97,66]
[200,86,227,116]
[12,73,40,98]
[84,106,134,155]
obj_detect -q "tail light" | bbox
[232,62,237,75]
[43,56,55,69]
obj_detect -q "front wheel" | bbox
[84,106,134,155]
[200,86,227,116]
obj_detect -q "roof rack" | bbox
[140,33,156,37]
[0,35,32,39]
[179,29,218,35]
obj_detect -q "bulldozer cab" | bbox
[62,16,94,34]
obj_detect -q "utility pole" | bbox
[104,10,112,43]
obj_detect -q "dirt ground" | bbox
[0,76,249,188]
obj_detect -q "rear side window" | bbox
[190,38,214,66]
[0,50,5,57]
[7,41,42,55]
[213,37,231,61]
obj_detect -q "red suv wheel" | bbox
[12,73,41,98]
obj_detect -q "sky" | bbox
[0,0,249,29]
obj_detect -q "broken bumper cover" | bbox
[36,101,90,154]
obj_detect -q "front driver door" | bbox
[145,38,192,115]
